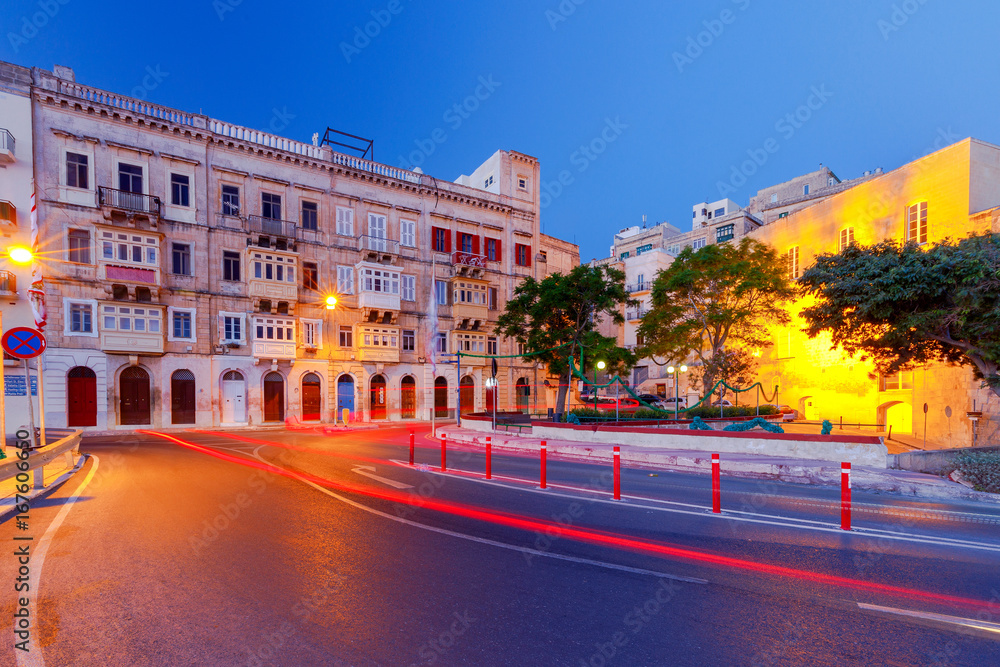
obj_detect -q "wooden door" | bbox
[401,376,416,419]
[302,373,322,421]
[370,375,387,420]
[171,370,196,425]
[263,372,285,422]
[120,366,151,425]
[67,367,97,427]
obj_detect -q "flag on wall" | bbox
[427,270,438,374]
[27,181,46,331]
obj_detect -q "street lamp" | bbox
[325,295,338,310]
[594,360,606,411]
[667,364,688,420]
[7,246,33,265]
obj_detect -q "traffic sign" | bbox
[2,327,47,359]
[491,358,498,378]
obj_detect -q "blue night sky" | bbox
[3,0,998,262]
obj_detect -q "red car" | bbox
[591,397,643,413]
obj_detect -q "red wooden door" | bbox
[67,367,97,427]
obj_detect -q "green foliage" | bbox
[800,234,1000,397]
[638,238,794,399]
[821,420,834,435]
[690,348,759,402]
[723,417,784,433]
[949,451,1000,493]
[566,413,581,425]
[496,264,638,414]
[690,416,713,430]
[686,405,778,419]
[632,409,674,420]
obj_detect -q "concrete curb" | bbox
[0,454,89,525]
[438,428,1000,506]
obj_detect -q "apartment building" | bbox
[6,61,579,432]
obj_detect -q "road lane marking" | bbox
[398,463,1000,553]
[252,448,706,585]
[16,454,100,667]
[351,465,413,489]
[857,602,1000,635]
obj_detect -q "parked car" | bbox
[589,397,643,413]
[659,396,688,409]
[763,404,797,421]
[711,399,734,407]
[636,394,668,409]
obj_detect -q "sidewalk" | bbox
[437,426,1000,506]
[0,450,89,523]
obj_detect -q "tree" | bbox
[495,264,636,417]
[799,235,1000,398]
[637,238,795,400]
[690,347,758,403]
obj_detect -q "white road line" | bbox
[389,462,1000,553]
[350,466,413,489]
[16,454,100,667]
[857,602,1000,635]
[250,448,706,585]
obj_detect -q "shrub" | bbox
[949,451,1000,494]
[685,405,778,419]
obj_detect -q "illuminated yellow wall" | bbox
[749,139,1000,449]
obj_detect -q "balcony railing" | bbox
[0,129,14,161]
[625,283,649,293]
[0,200,14,225]
[248,215,296,238]
[358,235,400,254]
[0,270,16,295]
[452,251,489,268]
[98,187,161,216]
[214,213,247,232]
[626,308,651,321]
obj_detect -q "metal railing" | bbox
[98,187,161,215]
[358,235,400,254]
[0,270,15,294]
[214,213,247,232]
[248,215,296,238]
[452,251,488,268]
[626,308,650,321]
[625,283,649,293]
[0,128,14,155]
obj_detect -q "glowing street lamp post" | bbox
[594,360,606,412]
[667,364,688,420]
[3,246,37,452]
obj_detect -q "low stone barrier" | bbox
[528,421,887,468]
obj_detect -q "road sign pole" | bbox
[712,453,721,514]
[36,355,46,448]
[0,311,6,455]
[841,462,852,531]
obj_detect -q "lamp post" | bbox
[3,246,37,452]
[594,360,605,412]
[667,364,688,420]
[324,295,337,423]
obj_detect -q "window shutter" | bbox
[526,245,532,267]
[218,314,224,342]
[495,238,502,262]
[472,236,480,256]
[446,230,452,253]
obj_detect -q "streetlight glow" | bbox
[325,295,338,310]
[596,361,606,370]
[8,246,33,265]
[680,365,688,373]
[667,366,676,374]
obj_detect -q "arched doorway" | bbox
[516,378,530,414]
[67,367,97,427]
[879,401,912,438]
[460,376,475,415]
[171,369,196,425]
[370,375,387,420]
[120,366,151,425]
[434,377,449,418]
[798,395,817,421]
[222,371,247,423]
[337,375,355,422]
[263,372,285,422]
[401,376,416,419]
[301,373,322,421]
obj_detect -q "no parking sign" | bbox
[2,327,46,359]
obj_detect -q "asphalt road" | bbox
[1,425,998,666]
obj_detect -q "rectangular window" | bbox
[402,329,415,352]
[436,333,448,353]
[879,371,914,392]
[359,267,399,294]
[435,280,448,306]
[221,185,240,216]
[518,176,528,190]
[786,246,800,280]
[487,337,497,355]
[716,224,735,243]
[251,253,296,284]
[303,320,320,347]
[68,229,90,264]
[222,315,243,342]
[70,303,93,333]
[337,266,354,294]
[839,227,855,251]
[172,311,193,339]
[301,201,318,231]
[804,184,810,196]
[515,243,531,267]
[262,192,282,220]
[339,326,353,348]
[336,207,354,236]
[223,251,241,281]
[400,219,416,247]
[432,227,450,253]
[488,287,498,311]
[100,231,158,267]
[692,238,706,250]
[907,202,928,244]
[303,262,318,290]
[118,163,143,193]
[458,232,474,254]
[66,152,89,189]
[485,238,500,261]
[172,243,191,275]
[102,305,161,333]
[401,275,416,301]
[170,173,191,207]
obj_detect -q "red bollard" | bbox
[613,446,621,500]
[841,462,852,531]
[408,429,415,466]
[441,435,447,472]
[485,436,492,480]
[540,441,547,489]
[712,453,721,514]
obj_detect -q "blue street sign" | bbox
[4,375,38,397]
